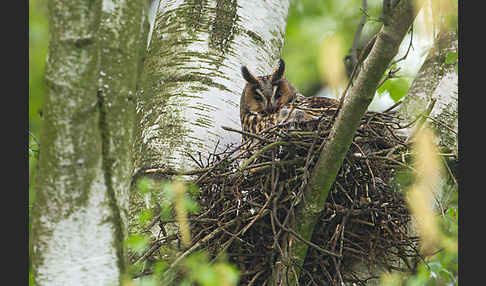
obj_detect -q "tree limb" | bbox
[283,1,424,283]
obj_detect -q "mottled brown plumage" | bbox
[240,59,339,137]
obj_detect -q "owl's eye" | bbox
[254,88,264,101]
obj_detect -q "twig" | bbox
[29,130,40,146]
[239,141,291,170]
[389,24,414,68]
[166,218,240,271]
[376,67,400,89]
[333,33,378,125]
[406,98,437,142]
[425,115,457,135]
[382,98,404,113]
[134,235,178,264]
[345,0,369,79]
[241,198,272,235]
[144,166,212,176]
[248,270,265,286]
[222,125,270,143]
[273,214,342,258]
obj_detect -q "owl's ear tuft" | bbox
[271,58,285,82]
[241,66,259,85]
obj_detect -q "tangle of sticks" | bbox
[135,108,422,285]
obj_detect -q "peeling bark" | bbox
[31,1,147,285]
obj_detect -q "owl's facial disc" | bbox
[250,87,269,114]
[253,85,275,114]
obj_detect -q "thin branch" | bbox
[286,1,423,283]
[338,34,377,113]
[389,24,414,68]
[239,141,291,170]
[273,213,342,258]
[144,166,212,176]
[406,98,437,142]
[345,0,369,79]
[382,98,404,113]
[29,131,40,146]
[221,125,271,143]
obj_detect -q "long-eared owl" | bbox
[240,59,339,136]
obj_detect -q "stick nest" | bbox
[143,109,421,285]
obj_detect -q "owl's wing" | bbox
[242,95,340,136]
[276,94,339,127]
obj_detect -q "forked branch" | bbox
[281,0,424,284]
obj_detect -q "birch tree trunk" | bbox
[400,30,458,155]
[31,1,147,285]
[130,2,290,274]
[133,0,290,174]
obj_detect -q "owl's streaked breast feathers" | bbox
[240,59,339,137]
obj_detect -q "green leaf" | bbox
[161,181,176,201]
[153,261,168,276]
[183,252,239,286]
[136,277,158,286]
[213,263,240,285]
[160,201,173,220]
[446,206,457,221]
[445,52,458,65]
[377,78,410,101]
[29,269,34,286]
[138,209,153,224]
[428,261,443,277]
[406,276,428,286]
[185,196,200,214]
[137,178,152,194]
[125,234,149,254]
[178,280,192,286]
[187,183,200,196]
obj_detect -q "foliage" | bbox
[378,78,412,102]
[380,128,458,286]
[283,0,382,96]
[379,204,458,286]
[126,179,240,286]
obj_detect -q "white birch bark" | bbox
[32,1,147,285]
[129,1,291,281]
[400,30,458,154]
[33,171,120,286]
[133,0,290,174]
